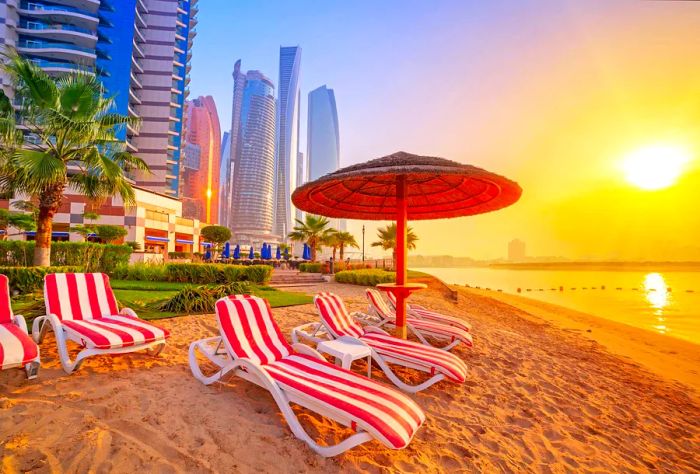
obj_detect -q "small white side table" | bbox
[317,336,372,377]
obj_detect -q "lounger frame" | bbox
[6,314,40,379]
[189,336,375,457]
[32,309,165,374]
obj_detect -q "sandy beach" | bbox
[2,281,699,473]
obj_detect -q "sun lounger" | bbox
[297,292,467,393]
[0,274,40,379]
[189,295,425,457]
[385,290,472,334]
[365,289,472,350]
[32,273,170,374]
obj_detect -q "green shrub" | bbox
[299,262,323,273]
[158,281,250,314]
[243,265,272,284]
[164,263,221,283]
[168,251,190,259]
[0,266,83,295]
[0,241,131,271]
[111,262,167,281]
[334,269,396,286]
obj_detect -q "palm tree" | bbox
[371,223,418,269]
[323,231,340,261]
[287,214,334,262]
[0,53,149,266]
[335,231,359,261]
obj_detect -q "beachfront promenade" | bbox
[1,278,697,472]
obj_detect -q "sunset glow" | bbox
[621,145,692,191]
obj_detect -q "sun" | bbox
[621,145,692,190]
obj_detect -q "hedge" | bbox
[0,266,83,295]
[0,241,131,272]
[112,263,272,285]
[334,269,396,286]
[299,262,323,273]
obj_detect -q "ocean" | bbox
[412,267,700,345]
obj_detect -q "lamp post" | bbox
[362,225,365,261]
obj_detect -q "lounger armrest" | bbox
[120,307,139,319]
[364,326,390,336]
[292,343,326,361]
[12,314,28,333]
[290,322,328,345]
[350,311,379,323]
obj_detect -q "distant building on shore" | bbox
[274,46,302,240]
[508,239,527,262]
[183,96,221,224]
[218,131,231,229]
[227,62,278,245]
[307,85,345,231]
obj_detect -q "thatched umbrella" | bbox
[292,151,522,338]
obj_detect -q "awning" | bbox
[176,238,194,244]
[201,242,212,247]
[25,231,70,237]
[146,236,169,242]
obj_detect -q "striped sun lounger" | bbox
[311,292,468,393]
[365,288,472,351]
[189,294,425,457]
[32,273,169,374]
[385,290,472,334]
[0,274,40,379]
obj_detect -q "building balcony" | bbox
[17,20,97,46]
[131,55,144,74]
[126,140,138,153]
[132,40,145,59]
[19,2,100,28]
[130,72,142,89]
[28,58,95,75]
[129,87,142,105]
[17,39,96,62]
[48,0,100,13]
[126,121,139,137]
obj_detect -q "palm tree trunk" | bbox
[311,244,317,262]
[33,185,63,266]
[339,245,345,261]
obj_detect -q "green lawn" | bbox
[12,280,313,323]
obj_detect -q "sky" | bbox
[189,0,700,261]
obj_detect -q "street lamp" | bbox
[362,225,365,261]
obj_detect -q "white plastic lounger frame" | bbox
[32,313,165,374]
[190,336,378,456]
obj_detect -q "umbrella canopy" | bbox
[276,246,281,260]
[233,244,240,259]
[292,151,522,338]
[248,246,255,259]
[284,247,290,259]
[222,242,231,259]
[204,250,212,261]
[302,243,311,261]
[264,243,271,259]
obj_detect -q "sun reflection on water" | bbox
[643,272,670,334]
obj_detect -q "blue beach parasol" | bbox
[233,244,240,259]
[249,246,255,259]
[222,242,231,259]
[276,246,281,260]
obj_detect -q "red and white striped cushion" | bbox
[61,316,169,350]
[264,354,425,450]
[369,289,472,345]
[386,291,473,333]
[44,273,119,321]
[366,289,394,319]
[0,274,12,325]
[409,305,472,333]
[0,323,39,370]
[215,296,292,365]
[360,332,468,383]
[314,293,365,338]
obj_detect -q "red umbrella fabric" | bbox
[292,151,522,220]
[292,151,522,338]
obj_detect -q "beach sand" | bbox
[1,282,699,473]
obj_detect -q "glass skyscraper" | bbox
[307,84,344,230]
[228,64,277,244]
[274,45,302,240]
[0,0,197,197]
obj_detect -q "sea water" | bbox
[412,267,700,345]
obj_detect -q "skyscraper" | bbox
[307,85,340,180]
[0,0,198,197]
[228,64,277,244]
[218,130,231,228]
[274,45,302,240]
[182,96,221,223]
[307,85,344,230]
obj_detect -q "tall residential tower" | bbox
[273,45,301,240]
[228,64,277,245]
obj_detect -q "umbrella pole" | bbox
[395,175,408,339]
